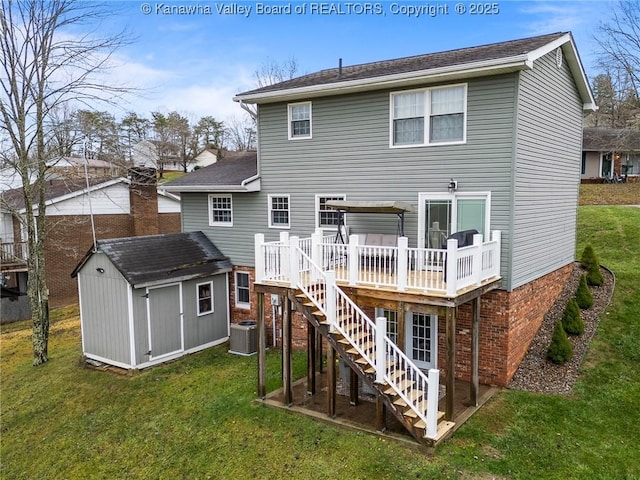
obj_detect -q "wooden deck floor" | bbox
[259,369,498,448]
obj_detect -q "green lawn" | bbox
[2,206,639,479]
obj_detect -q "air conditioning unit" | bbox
[229,321,257,355]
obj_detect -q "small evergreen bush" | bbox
[575,274,594,309]
[547,321,573,364]
[562,298,585,335]
[580,244,604,286]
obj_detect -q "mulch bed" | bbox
[508,262,615,394]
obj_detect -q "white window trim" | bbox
[389,83,467,148]
[268,194,291,229]
[196,280,214,316]
[417,191,491,249]
[315,193,346,230]
[405,312,438,369]
[208,194,233,227]
[235,271,251,309]
[288,101,312,140]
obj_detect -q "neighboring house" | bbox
[582,127,640,181]
[167,32,594,445]
[191,148,218,171]
[71,231,232,369]
[0,168,181,318]
[131,139,182,172]
[47,156,124,178]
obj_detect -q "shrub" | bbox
[547,321,573,364]
[580,244,604,286]
[580,244,598,270]
[575,274,594,309]
[562,298,585,335]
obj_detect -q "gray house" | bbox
[166,32,595,444]
[72,232,232,369]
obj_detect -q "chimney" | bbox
[129,167,159,237]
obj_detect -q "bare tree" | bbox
[244,57,300,121]
[0,0,130,365]
[226,114,256,151]
[596,1,640,101]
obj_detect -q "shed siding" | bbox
[183,274,230,350]
[511,49,583,289]
[79,253,131,364]
[132,289,149,366]
[183,75,518,282]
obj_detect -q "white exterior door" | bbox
[405,312,437,369]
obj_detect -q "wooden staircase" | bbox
[290,283,455,446]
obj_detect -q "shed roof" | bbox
[72,231,232,288]
[163,151,258,192]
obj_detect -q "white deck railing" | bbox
[275,239,440,439]
[256,230,501,297]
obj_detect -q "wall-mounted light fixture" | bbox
[448,178,458,193]
[96,267,105,274]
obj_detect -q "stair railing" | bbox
[291,236,440,439]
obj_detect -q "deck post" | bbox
[426,369,440,439]
[348,234,359,286]
[349,367,359,406]
[375,316,387,384]
[445,306,456,421]
[492,230,502,277]
[446,239,458,297]
[257,291,266,399]
[289,236,300,288]
[327,343,336,418]
[279,231,289,280]
[397,237,408,291]
[473,234,483,286]
[316,329,323,373]
[375,394,387,432]
[254,234,265,283]
[307,322,316,395]
[397,302,406,354]
[325,271,337,333]
[311,231,322,280]
[282,297,292,406]
[470,296,480,407]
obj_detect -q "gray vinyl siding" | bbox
[79,253,131,365]
[131,288,149,365]
[184,75,518,283]
[511,49,583,289]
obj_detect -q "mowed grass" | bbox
[2,206,640,479]
[579,182,640,205]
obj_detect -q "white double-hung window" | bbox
[288,102,312,139]
[391,84,466,147]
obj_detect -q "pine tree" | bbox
[580,245,604,286]
[575,274,594,309]
[562,299,585,335]
[547,321,573,364]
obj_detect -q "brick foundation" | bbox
[239,262,574,388]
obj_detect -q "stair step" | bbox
[346,341,373,356]
[414,416,452,433]
[383,379,414,395]
[355,357,369,365]
[393,390,425,408]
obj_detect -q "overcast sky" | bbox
[89,0,616,123]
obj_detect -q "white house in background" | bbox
[131,140,182,172]
[191,148,218,171]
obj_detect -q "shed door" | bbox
[147,284,183,359]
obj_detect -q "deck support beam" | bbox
[257,292,266,399]
[316,330,323,373]
[307,322,316,395]
[327,343,336,417]
[349,367,359,406]
[397,302,406,353]
[376,394,386,432]
[283,297,293,406]
[445,306,456,421]
[470,296,480,407]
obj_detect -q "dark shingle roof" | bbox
[163,151,257,190]
[583,128,640,152]
[237,32,567,97]
[72,231,232,286]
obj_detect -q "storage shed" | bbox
[72,231,232,369]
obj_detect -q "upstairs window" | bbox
[209,194,233,226]
[268,195,290,228]
[391,84,466,147]
[288,102,312,139]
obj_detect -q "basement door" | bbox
[146,284,183,359]
[406,313,437,370]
